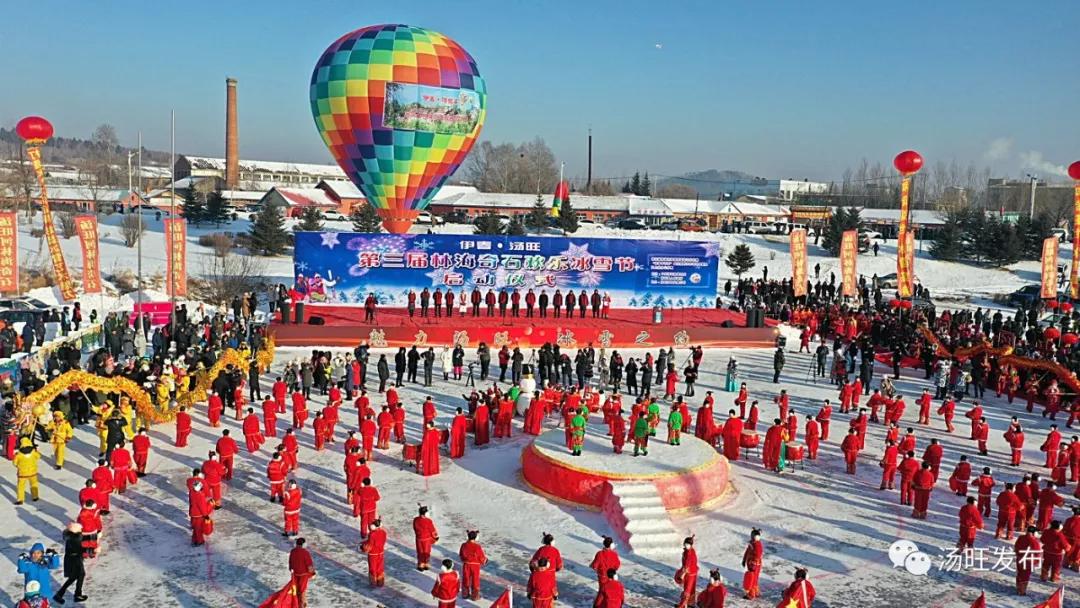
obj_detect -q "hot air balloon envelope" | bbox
[310,24,486,233]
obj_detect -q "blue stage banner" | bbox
[292,232,720,308]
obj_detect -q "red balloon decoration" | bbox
[1063,333,1079,346]
[1062,302,1074,313]
[1047,300,1060,310]
[900,300,913,310]
[1069,161,1080,182]
[1044,327,1061,340]
[893,150,924,175]
[889,299,902,309]
[15,116,54,142]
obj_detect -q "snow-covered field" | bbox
[2,342,1072,608]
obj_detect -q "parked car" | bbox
[1007,284,1043,307]
[658,221,679,231]
[576,220,602,230]
[861,229,883,240]
[443,211,470,224]
[323,210,348,222]
[416,210,444,225]
[678,217,707,232]
[614,218,647,230]
[745,221,773,234]
[1051,227,1070,242]
[875,273,899,289]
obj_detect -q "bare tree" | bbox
[58,212,77,238]
[655,183,698,199]
[1,146,37,218]
[581,180,616,196]
[464,138,559,194]
[199,253,266,304]
[120,213,143,247]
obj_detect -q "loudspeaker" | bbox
[308,316,325,326]
[294,301,305,325]
[278,301,290,324]
[744,309,758,328]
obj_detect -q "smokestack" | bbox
[586,128,592,192]
[225,77,239,189]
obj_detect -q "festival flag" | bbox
[257,581,300,608]
[969,591,985,608]
[1070,185,1080,299]
[790,229,807,297]
[26,146,77,301]
[489,587,512,608]
[1041,236,1059,300]
[0,212,18,294]
[74,215,101,294]
[897,231,915,298]
[164,218,188,297]
[840,230,857,297]
[1032,587,1063,608]
[898,175,912,237]
[551,180,569,218]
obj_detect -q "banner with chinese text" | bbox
[165,218,188,297]
[292,232,720,308]
[790,229,807,297]
[840,230,857,297]
[1042,236,1059,300]
[26,146,77,301]
[1071,186,1080,299]
[0,212,17,294]
[74,215,101,294]
[897,231,915,298]
[898,176,911,237]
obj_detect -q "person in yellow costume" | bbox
[120,398,136,440]
[93,400,114,456]
[13,437,41,504]
[44,411,73,470]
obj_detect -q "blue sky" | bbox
[2,0,1077,183]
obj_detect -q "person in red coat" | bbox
[1037,480,1065,530]
[973,417,990,455]
[282,479,302,537]
[741,528,763,599]
[413,505,439,571]
[840,428,860,474]
[898,451,919,506]
[923,438,944,481]
[695,400,714,440]
[110,441,136,493]
[431,560,461,607]
[312,412,328,451]
[262,398,278,439]
[1014,526,1041,594]
[530,533,564,573]
[450,408,467,459]
[419,421,442,477]
[589,536,621,584]
[91,459,114,514]
[664,367,678,400]
[804,415,821,460]
[376,406,393,449]
[272,377,287,413]
[207,391,223,428]
[917,388,932,425]
[735,384,749,418]
[1042,424,1063,469]
[1064,506,1080,570]
[243,408,265,453]
[776,568,815,608]
[815,400,831,441]
[912,462,936,519]
[527,557,558,608]
[1041,520,1071,582]
[356,478,380,538]
[188,480,213,546]
[458,530,488,600]
[291,391,308,429]
[958,496,984,548]
[974,467,995,517]
[697,570,727,608]
[392,403,407,443]
[132,428,151,476]
[216,430,239,480]
[77,499,103,557]
[360,413,377,460]
[593,570,625,608]
[524,393,545,436]
[282,429,299,472]
[675,536,698,608]
[494,398,514,439]
[879,439,898,490]
[474,402,490,446]
[361,519,387,587]
[721,411,743,462]
[947,455,971,496]
[996,483,1022,540]
[610,408,626,454]
[762,420,784,471]
[202,452,225,505]
[288,538,316,605]
[267,453,287,502]
[175,406,192,446]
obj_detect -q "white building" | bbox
[778,179,829,202]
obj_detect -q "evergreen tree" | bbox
[959,209,986,261]
[557,195,579,233]
[181,187,206,225]
[294,206,325,232]
[248,203,290,256]
[525,193,550,231]
[979,215,1022,266]
[1018,212,1053,260]
[473,213,505,235]
[641,172,651,196]
[507,215,527,236]
[621,180,632,194]
[630,172,641,196]
[205,191,232,226]
[349,203,382,233]
[821,207,862,254]
[725,243,756,277]
[929,207,966,261]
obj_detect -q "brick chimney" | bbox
[225,77,239,189]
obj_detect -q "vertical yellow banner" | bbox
[840,230,857,297]
[165,218,188,297]
[0,212,18,294]
[897,231,915,298]
[898,176,911,237]
[74,215,101,294]
[1042,236,1059,300]
[26,146,77,302]
[1071,185,1080,299]
[790,229,807,297]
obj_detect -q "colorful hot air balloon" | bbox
[310,24,486,233]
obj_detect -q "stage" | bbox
[270,304,778,348]
[520,429,730,511]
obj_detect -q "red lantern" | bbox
[893,150,923,175]
[1062,302,1074,313]
[1044,327,1061,340]
[1047,300,1060,310]
[1069,161,1080,182]
[1063,333,1079,346]
[900,300,913,310]
[15,116,54,143]
[889,299,902,309]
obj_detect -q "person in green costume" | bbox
[633,413,650,457]
[646,399,661,437]
[570,408,587,456]
[667,404,683,446]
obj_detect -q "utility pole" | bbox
[137,131,144,336]
[170,110,176,342]
[586,128,592,192]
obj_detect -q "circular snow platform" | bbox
[521,428,730,511]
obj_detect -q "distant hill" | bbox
[657,169,770,199]
[0,128,170,165]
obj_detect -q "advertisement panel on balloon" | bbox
[383,83,481,134]
[292,233,719,308]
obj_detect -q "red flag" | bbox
[1033,587,1063,608]
[489,587,511,608]
[970,592,985,608]
[257,580,300,608]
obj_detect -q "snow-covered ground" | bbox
[1,342,1072,608]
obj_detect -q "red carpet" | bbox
[271,304,777,348]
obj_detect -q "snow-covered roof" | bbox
[627,198,671,216]
[446,192,630,212]
[219,190,265,201]
[184,156,347,178]
[36,187,141,203]
[262,188,339,208]
[658,198,728,215]
[317,180,365,200]
[858,208,943,226]
[433,185,479,200]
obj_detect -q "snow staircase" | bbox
[602,482,683,558]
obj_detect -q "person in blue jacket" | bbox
[17,543,60,599]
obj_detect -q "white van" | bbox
[745,221,773,234]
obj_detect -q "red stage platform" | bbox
[270,304,778,348]
[521,429,730,510]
